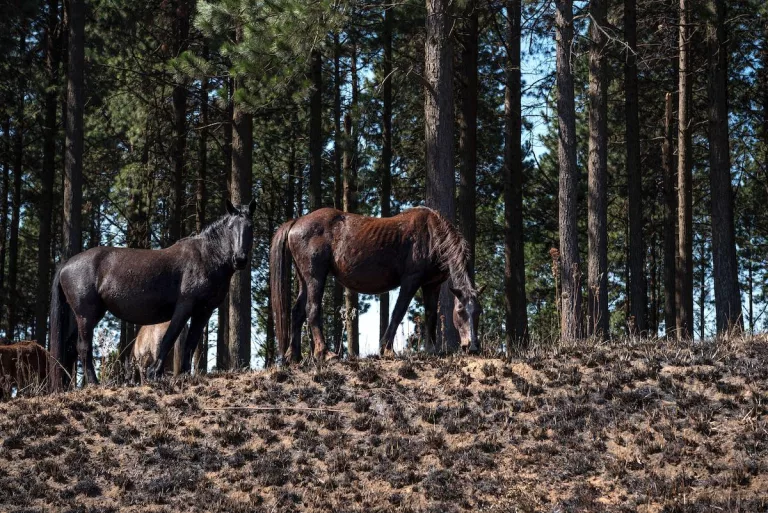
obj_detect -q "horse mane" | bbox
[195,215,234,264]
[424,207,475,295]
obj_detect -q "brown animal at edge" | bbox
[270,207,484,363]
[0,341,51,399]
[131,322,189,384]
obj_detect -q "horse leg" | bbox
[422,283,440,353]
[305,273,329,363]
[74,314,100,385]
[285,275,307,365]
[380,279,421,356]
[181,311,212,374]
[148,305,192,380]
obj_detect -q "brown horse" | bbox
[50,200,255,389]
[270,207,483,363]
[0,341,51,398]
[131,322,189,384]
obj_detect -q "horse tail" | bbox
[270,219,296,362]
[49,265,72,392]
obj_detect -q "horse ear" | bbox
[248,199,256,217]
[476,284,487,296]
[449,287,464,300]
[226,199,238,216]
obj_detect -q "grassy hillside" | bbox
[0,337,766,512]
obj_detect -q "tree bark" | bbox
[344,43,360,356]
[309,48,322,212]
[6,27,27,340]
[556,0,582,342]
[698,236,706,340]
[662,92,677,337]
[36,0,60,347]
[331,33,343,355]
[504,0,528,350]
[0,118,9,331]
[265,204,276,367]
[170,0,189,375]
[170,0,189,243]
[193,48,209,374]
[217,88,233,371]
[425,0,457,352]
[457,0,477,280]
[587,0,609,340]
[676,0,693,339]
[379,6,393,349]
[63,0,84,262]
[228,74,252,370]
[706,0,742,334]
[625,0,646,334]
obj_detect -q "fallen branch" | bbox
[204,406,345,413]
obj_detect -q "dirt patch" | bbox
[0,337,766,512]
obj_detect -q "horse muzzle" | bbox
[234,256,248,269]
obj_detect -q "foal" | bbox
[270,207,483,363]
[131,322,189,384]
[50,200,255,389]
[0,341,51,398]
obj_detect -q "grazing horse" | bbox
[270,207,483,363]
[50,200,255,389]
[131,322,188,384]
[0,341,51,398]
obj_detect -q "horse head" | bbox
[225,199,257,270]
[450,284,486,354]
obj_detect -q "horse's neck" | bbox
[200,235,232,275]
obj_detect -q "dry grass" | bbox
[0,336,767,512]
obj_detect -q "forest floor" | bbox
[0,336,767,513]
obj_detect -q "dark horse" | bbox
[49,200,255,388]
[270,207,483,363]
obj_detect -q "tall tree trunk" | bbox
[265,202,276,367]
[281,106,296,360]
[746,216,753,335]
[587,0,609,340]
[676,0,693,339]
[170,0,189,242]
[63,0,84,262]
[309,48,322,212]
[36,0,60,347]
[625,0,646,334]
[6,27,26,340]
[504,0,528,350]
[193,49,209,374]
[662,92,677,337]
[698,236,706,340]
[457,1,477,280]
[217,89,233,370]
[706,0,741,334]
[379,6,393,349]
[425,0,457,352]
[228,73,252,370]
[556,0,582,342]
[331,33,343,355]
[344,42,360,357]
[0,118,9,330]
[649,231,658,334]
[170,0,190,374]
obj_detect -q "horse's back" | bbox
[288,207,435,294]
[62,245,189,325]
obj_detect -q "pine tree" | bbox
[555,0,582,342]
